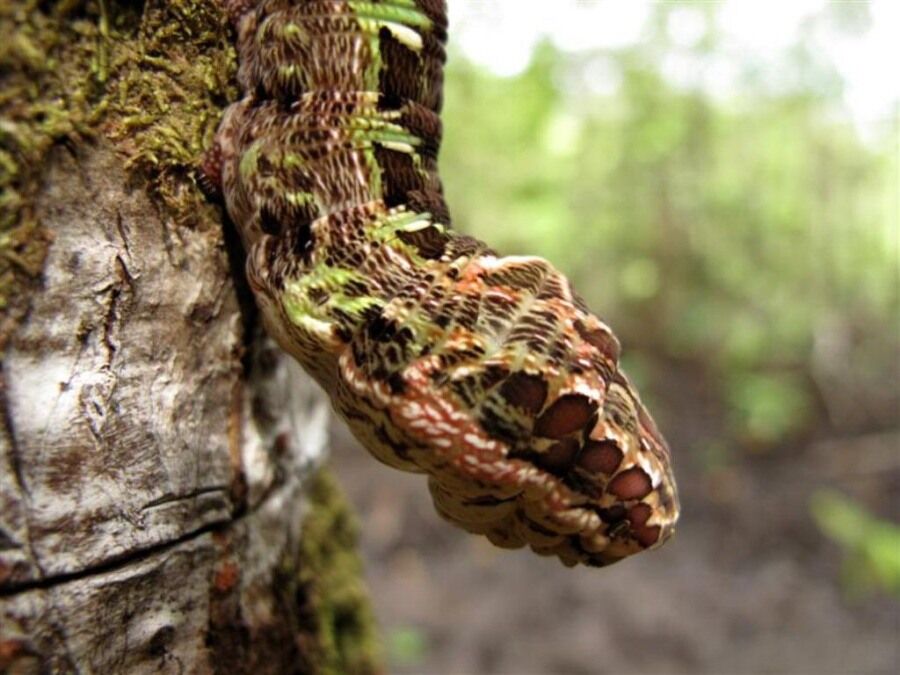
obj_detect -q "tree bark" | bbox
[0,3,379,673]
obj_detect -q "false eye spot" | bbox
[534,394,597,439]
[499,372,548,415]
[607,467,653,500]
[628,503,652,527]
[634,524,661,547]
[577,439,623,475]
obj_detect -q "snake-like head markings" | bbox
[323,246,678,567]
[210,0,679,567]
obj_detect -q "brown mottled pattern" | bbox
[209,0,679,566]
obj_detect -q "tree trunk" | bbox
[0,2,379,672]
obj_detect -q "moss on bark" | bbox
[0,2,382,670]
[295,468,383,675]
[0,0,235,348]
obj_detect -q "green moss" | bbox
[2,2,380,667]
[0,0,237,347]
[99,0,238,223]
[1,0,94,334]
[295,468,383,675]
[2,4,382,667]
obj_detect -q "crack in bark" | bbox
[101,255,135,362]
[0,451,301,597]
[114,209,132,261]
[0,518,227,598]
[140,485,230,511]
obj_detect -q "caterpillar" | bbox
[205,0,679,567]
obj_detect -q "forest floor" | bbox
[331,361,899,675]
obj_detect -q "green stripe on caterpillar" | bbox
[205,0,679,567]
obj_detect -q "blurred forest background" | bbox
[332,1,899,673]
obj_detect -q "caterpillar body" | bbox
[208,0,679,567]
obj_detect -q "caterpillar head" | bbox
[336,249,681,567]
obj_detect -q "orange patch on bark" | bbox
[214,561,240,593]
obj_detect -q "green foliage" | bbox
[811,490,900,598]
[440,8,897,596]
[440,19,898,449]
[728,372,810,446]
[387,626,428,669]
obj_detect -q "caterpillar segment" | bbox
[209,0,679,566]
